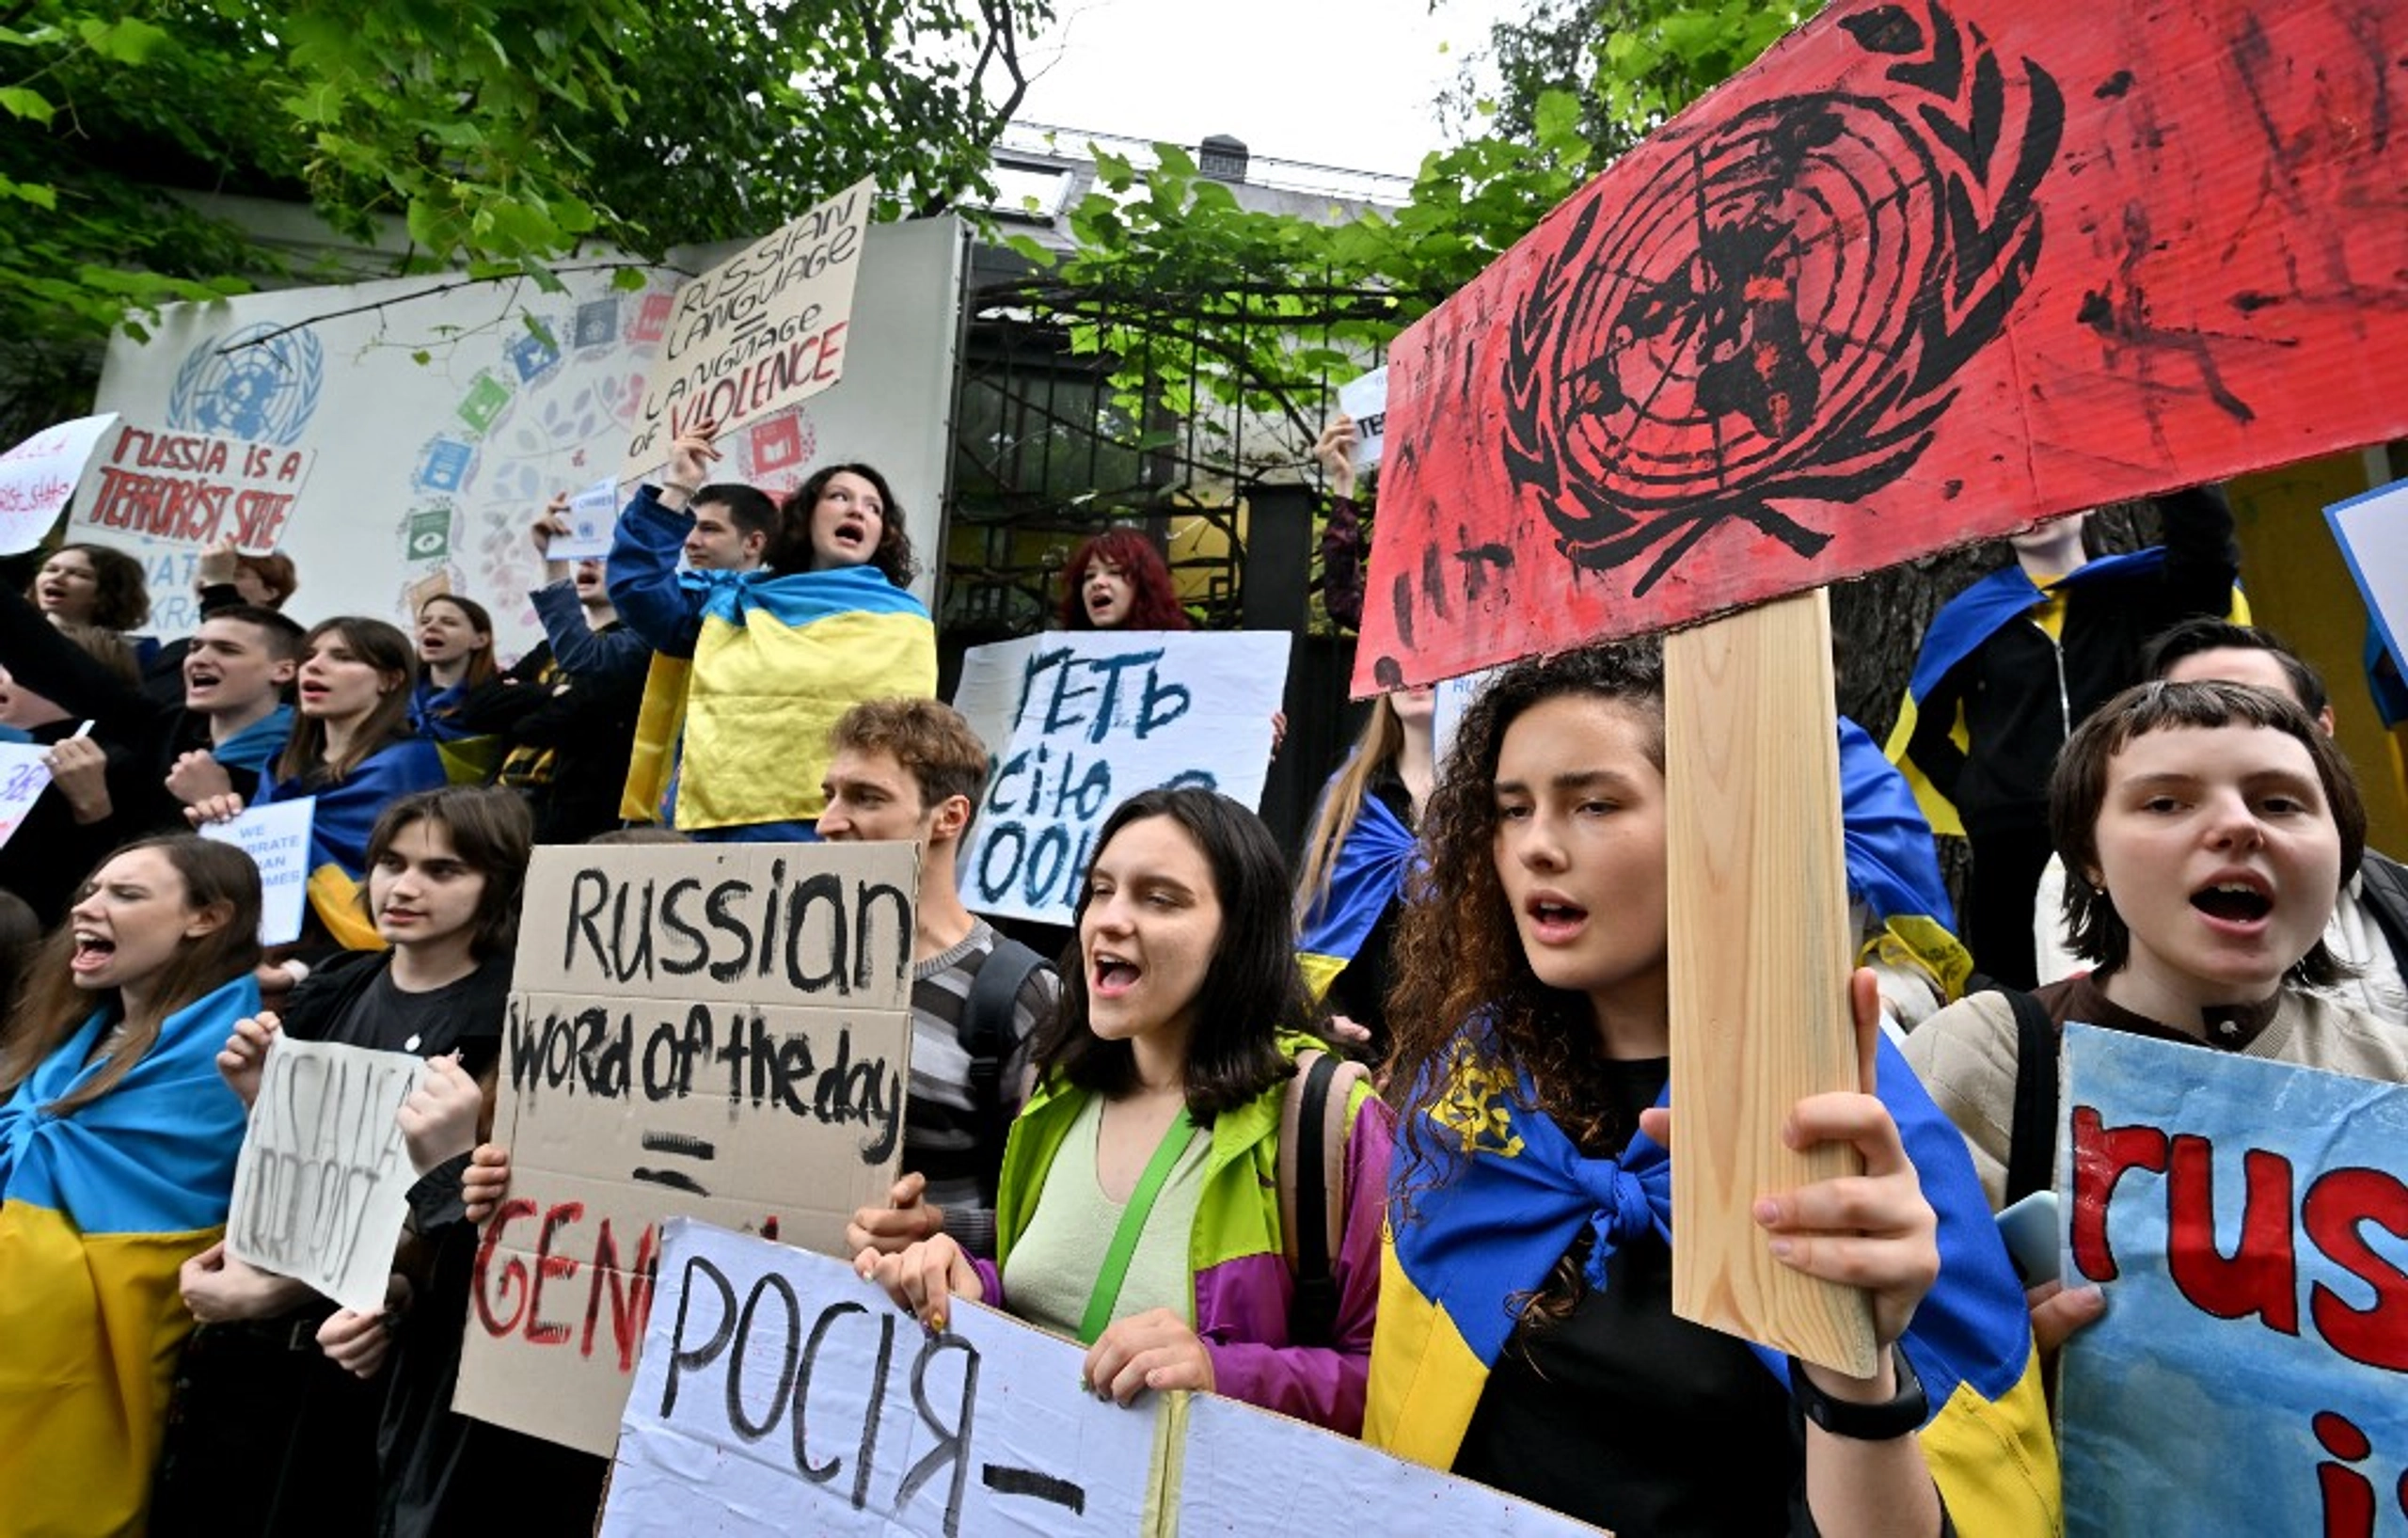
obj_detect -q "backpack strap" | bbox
[1277,1047,1369,1345]
[2352,849,2408,979]
[1998,985,2061,1208]
[960,937,1050,1208]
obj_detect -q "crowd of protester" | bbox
[1,405,2400,1538]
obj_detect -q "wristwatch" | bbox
[1789,1345,1927,1440]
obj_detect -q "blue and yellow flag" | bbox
[0,974,259,1534]
[1369,1025,2059,1530]
[259,737,449,949]
[622,564,935,832]
[1884,550,2248,835]
[210,704,293,779]
[1838,717,1972,1001]
[1297,785,1418,1002]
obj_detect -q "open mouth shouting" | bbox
[1091,948,1141,999]
[2190,873,2274,933]
[70,929,117,976]
[1524,890,1591,945]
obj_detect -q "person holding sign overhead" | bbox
[858,786,1391,1434]
[609,419,934,840]
[183,617,448,961]
[1364,645,2056,1535]
[0,835,261,1536]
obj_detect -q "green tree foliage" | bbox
[1439,0,1817,159]
[0,0,1048,433]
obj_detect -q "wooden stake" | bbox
[1664,588,1879,1376]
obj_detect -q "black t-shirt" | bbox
[288,955,505,1078]
[1450,1057,1806,1537]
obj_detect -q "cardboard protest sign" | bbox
[71,421,315,554]
[0,413,118,555]
[0,742,52,851]
[599,1220,1603,1538]
[200,796,314,945]
[1339,366,1388,470]
[1353,0,2408,690]
[621,178,874,485]
[2324,476,2408,680]
[2058,1024,2408,1535]
[454,840,917,1456]
[951,631,1291,926]
[547,477,619,562]
[226,1038,423,1314]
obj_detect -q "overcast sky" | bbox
[1008,0,1514,181]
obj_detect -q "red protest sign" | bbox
[1354,0,2408,690]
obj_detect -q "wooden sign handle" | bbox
[1665,587,1879,1376]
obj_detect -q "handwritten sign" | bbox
[0,413,119,555]
[2324,476,2408,681]
[200,796,315,946]
[951,631,1291,926]
[71,421,315,554]
[454,840,917,1455]
[621,178,874,485]
[548,477,620,563]
[226,1038,423,1313]
[2058,1024,2408,1536]
[598,1220,1604,1538]
[1353,0,2408,690]
[0,742,52,850]
[1338,366,1388,470]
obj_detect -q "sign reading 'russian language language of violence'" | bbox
[2057,1024,2408,1537]
[71,420,315,554]
[951,630,1291,927]
[621,178,874,485]
[226,1038,423,1314]
[453,840,917,1456]
[597,1221,1604,1537]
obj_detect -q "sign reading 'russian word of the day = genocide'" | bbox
[597,1221,1605,1538]
[71,420,316,554]
[621,177,874,486]
[226,1038,423,1314]
[2056,1024,2408,1537]
[952,630,1291,927]
[452,840,917,1456]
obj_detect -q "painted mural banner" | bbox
[453,840,917,1456]
[71,420,316,554]
[951,630,1291,927]
[621,177,874,486]
[2056,1024,2408,1536]
[597,1220,1603,1538]
[0,413,119,555]
[1353,0,2408,690]
[225,1037,423,1314]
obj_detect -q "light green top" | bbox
[1000,1093,1211,1338]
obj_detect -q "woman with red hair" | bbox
[1058,530,1193,631]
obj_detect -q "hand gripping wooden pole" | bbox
[1664,587,1879,1376]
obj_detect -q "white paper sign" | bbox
[546,477,621,562]
[1433,666,1501,770]
[599,1221,1602,1538]
[201,796,316,945]
[72,421,316,553]
[226,1037,424,1314]
[951,630,1292,926]
[1339,367,1388,470]
[2326,475,2408,679]
[0,413,119,555]
[0,741,54,850]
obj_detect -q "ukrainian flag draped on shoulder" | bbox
[210,704,293,779]
[1296,771,1418,1002]
[1838,717,1972,1001]
[0,973,259,1535]
[1883,550,2247,835]
[259,737,448,950]
[624,564,934,831]
[1368,1023,2058,1530]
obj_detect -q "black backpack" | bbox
[959,937,1051,1209]
[1994,984,2062,1208]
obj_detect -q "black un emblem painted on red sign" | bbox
[1501,0,2065,595]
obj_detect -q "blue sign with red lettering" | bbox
[2059,1024,2408,1536]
